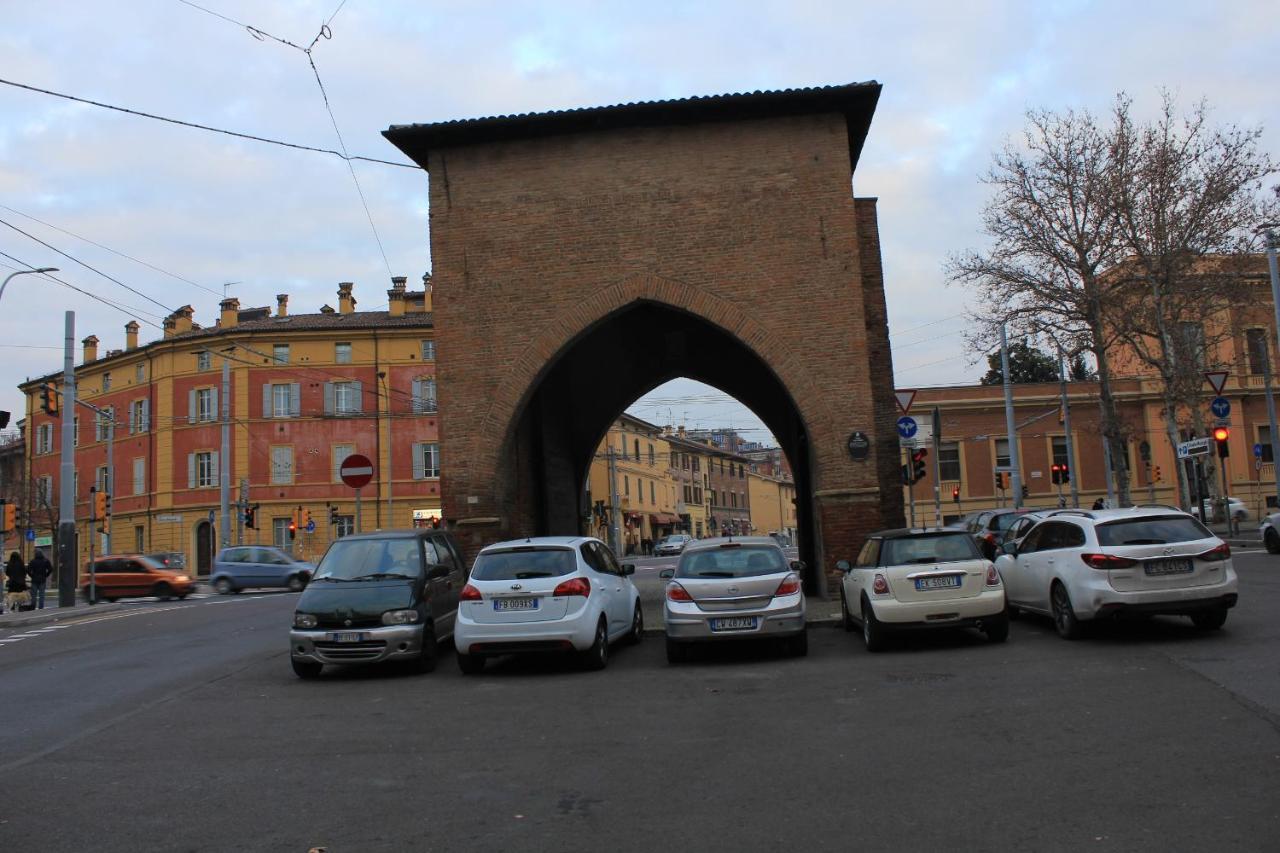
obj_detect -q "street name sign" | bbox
[1210,397,1231,418]
[896,416,918,439]
[1204,371,1229,395]
[340,454,375,489]
[894,390,917,414]
[1176,437,1212,459]
[156,513,183,523]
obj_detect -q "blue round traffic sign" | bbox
[1254,443,1264,458]
[24,528,35,542]
[306,520,316,533]
[896,416,918,439]
[1210,397,1231,418]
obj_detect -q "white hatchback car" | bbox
[995,508,1239,638]
[454,536,642,673]
[837,529,1007,652]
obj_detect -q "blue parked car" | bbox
[212,546,314,594]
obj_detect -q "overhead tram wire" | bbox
[0,77,419,171]
[0,249,164,327]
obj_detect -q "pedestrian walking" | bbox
[27,549,52,610]
[4,550,29,613]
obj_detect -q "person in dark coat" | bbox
[5,551,28,612]
[27,550,52,610]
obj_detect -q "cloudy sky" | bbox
[2,0,1277,445]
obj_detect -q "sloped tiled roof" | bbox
[384,81,882,171]
[167,310,433,341]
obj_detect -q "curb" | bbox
[1,602,127,630]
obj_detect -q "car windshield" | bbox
[880,534,980,565]
[313,538,422,581]
[1095,516,1213,546]
[675,545,786,578]
[660,536,686,545]
[471,548,577,580]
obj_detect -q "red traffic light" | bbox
[1213,427,1229,442]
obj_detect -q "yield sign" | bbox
[894,389,917,414]
[1204,371,1229,395]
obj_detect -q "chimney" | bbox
[678,425,686,438]
[125,321,140,350]
[422,271,433,313]
[337,282,356,314]
[219,297,240,328]
[319,304,335,315]
[388,276,407,318]
[168,305,194,335]
[82,335,99,363]
[276,294,289,317]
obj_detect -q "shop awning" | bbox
[650,512,681,524]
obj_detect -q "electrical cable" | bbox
[0,76,419,170]
[0,249,164,326]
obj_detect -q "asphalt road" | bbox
[1,553,1278,852]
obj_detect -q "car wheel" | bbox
[214,577,234,595]
[152,583,173,601]
[291,659,323,679]
[1266,529,1280,555]
[840,589,855,633]
[1191,608,1228,630]
[287,574,307,593]
[665,637,687,664]
[861,599,887,653]
[1051,582,1083,640]
[580,618,609,671]
[789,630,809,657]
[625,602,643,645]
[408,628,439,674]
[456,651,486,674]
[984,611,1010,643]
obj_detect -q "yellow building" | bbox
[748,471,797,542]
[587,414,681,555]
[20,277,442,576]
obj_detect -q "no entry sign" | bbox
[340,454,374,489]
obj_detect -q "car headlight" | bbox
[293,613,318,629]
[382,609,420,626]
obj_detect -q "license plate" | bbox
[327,632,367,643]
[494,597,539,611]
[1144,559,1193,576]
[915,576,961,590]
[710,616,758,632]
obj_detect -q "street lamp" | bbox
[0,267,59,302]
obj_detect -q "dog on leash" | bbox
[5,589,31,612]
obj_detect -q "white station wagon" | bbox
[837,529,1008,651]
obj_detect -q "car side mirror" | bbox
[621,563,636,576]
[1001,541,1018,557]
[790,560,805,572]
[659,569,675,580]
[427,564,450,580]
[835,559,851,572]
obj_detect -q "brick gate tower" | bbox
[385,82,904,592]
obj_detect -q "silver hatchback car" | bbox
[660,536,807,662]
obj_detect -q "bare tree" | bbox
[948,106,1134,504]
[1107,92,1277,509]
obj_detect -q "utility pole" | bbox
[1264,228,1280,511]
[607,447,621,554]
[1059,352,1080,508]
[104,408,114,555]
[57,311,77,608]
[931,406,943,527]
[220,355,231,548]
[999,324,1023,509]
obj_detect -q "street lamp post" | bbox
[0,267,58,303]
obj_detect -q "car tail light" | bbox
[552,577,591,597]
[872,574,889,595]
[986,564,1000,586]
[1080,553,1138,570]
[666,582,693,602]
[460,583,482,602]
[773,573,801,597]
[1196,542,1230,562]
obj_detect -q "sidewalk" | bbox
[1,599,128,630]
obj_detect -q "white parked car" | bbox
[837,529,1007,652]
[453,536,642,673]
[1260,511,1280,553]
[1190,497,1249,522]
[995,507,1238,639]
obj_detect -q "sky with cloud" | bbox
[1,0,1276,446]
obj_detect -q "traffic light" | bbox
[1060,464,1070,483]
[301,508,312,530]
[328,505,338,525]
[430,516,441,529]
[1153,466,1162,482]
[93,488,107,520]
[901,463,912,486]
[1214,427,1230,458]
[243,505,256,529]
[40,382,59,416]
[288,516,297,540]
[951,486,960,503]
[995,471,1007,491]
[0,410,9,429]
[911,448,928,484]
[1021,483,1029,500]
[1051,464,1062,485]
[0,501,14,532]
